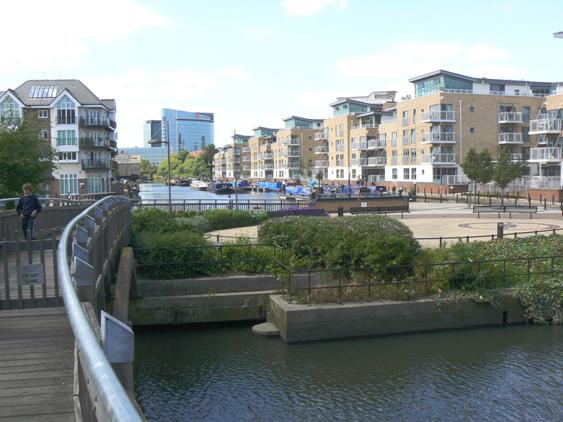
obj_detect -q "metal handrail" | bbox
[57,197,142,421]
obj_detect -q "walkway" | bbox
[0,307,74,421]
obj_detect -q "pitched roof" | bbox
[408,69,562,86]
[281,115,324,122]
[11,79,115,109]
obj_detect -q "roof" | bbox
[252,126,280,131]
[10,79,115,109]
[281,115,324,122]
[356,110,394,118]
[408,69,561,86]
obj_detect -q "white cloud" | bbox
[215,67,250,81]
[1,0,168,72]
[282,0,348,16]
[335,42,528,97]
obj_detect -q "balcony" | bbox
[335,160,345,166]
[401,118,409,126]
[80,117,114,128]
[286,138,300,145]
[498,112,523,124]
[314,146,328,154]
[367,175,385,183]
[314,160,328,167]
[287,147,300,157]
[402,156,416,165]
[420,111,456,122]
[368,139,386,149]
[80,137,111,149]
[365,157,386,167]
[498,133,523,144]
[351,123,378,130]
[351,141,368,150]
[288,160,300,169]
[421,153,457,165]
[508,153,523,161]
[260,153,274,160]
[529,147,563,162]
[401,136,410,145]
[314,131,327,140]
[335,144,345,152]
[81,159,110,170]
[391,157,398,165]
[421,132,456,144]
[529,118,563,134]
[242,147,250,153]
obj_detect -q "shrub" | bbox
[202,209,258,231]
[134,230,218,279]
[517,276,562,324]
[258,215,420,280]
[175,216,211,233]
[132,208,177,235]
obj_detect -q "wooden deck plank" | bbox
[0,307,74,420]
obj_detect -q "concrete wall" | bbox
[269,291,525,343]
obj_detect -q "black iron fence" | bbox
[278,255,563,305]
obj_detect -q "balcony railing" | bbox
[314,146,328,154]
[286,138,300,145]
[368,139,386,149]
[81,159,110,170]
[420,111,456,122]
[401,136,410,145]
[529,147,563,162]
[288,160,300,169]
[80,117,114,128]
[498,133,523,144]
[314,131,327,140]
[421,153,456,164]
[367,175,385,183]
[335,160,345,166]
[401,118,409,126]
[402,156,416,165]
[529,118,563,134]
[366,157,386,166]
[391,157,398,165]
[422,132,456,143]
[350,158,360,166]
[314,160,328,167]
[79,137,111,149]
[351,142,368,150]
[260,153,274,160]
[498,112,523,123]
[351,123,378,129]
[335,144,345,152]
[287,147,300,157]
[262,163,274,170]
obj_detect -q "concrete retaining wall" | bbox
[269,291,526,343]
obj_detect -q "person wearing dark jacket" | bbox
[16,183,42,240]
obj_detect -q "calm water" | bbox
[135,325,562,422]
[139,183,280,202]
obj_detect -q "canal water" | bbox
[139,183,279,202]
[135,324,562,421]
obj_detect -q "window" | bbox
[470,127,475,134]
[58,152,77,161]
[0,96,20,121]
[469,106,475,112]
[514,89,520,96]
[392,168,398,180]
[57,130,77,146]
[28,85,58,98]
[411,168,417,180]
[404,168,410,180]
[391,132,397,147]
[38,110,49,119]
[60,174,78,195]
[351,169,356,179]
[40,129,49,140]
[411,129,416,144]
[56,95,76,124]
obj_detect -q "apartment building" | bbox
[528,90,563,188]
[249,127,278,180]
[377,70,560,186]
[321,92,396,184]
[273,116,324,180]
[0,80,117,196]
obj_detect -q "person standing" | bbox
[16,183,42,240]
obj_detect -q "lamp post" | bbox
[233,130,239,209]
[149,122,172,214]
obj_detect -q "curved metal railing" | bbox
[57,196,143,421]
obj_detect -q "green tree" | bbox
[493,151,528,191]
[140,159,157,180]
[0,116,55,197]
[462,148,494,203]
[200,144,218,178]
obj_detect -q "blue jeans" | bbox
[21,216,35,240]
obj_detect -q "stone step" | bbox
[252,322,280,337]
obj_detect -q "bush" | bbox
[258,215,421,280]
[517,276,562,324]
[175,216,211,233]
[132,208,177,235]
[134,230,218,279]
[202,209,258,231]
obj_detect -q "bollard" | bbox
[440,193,443,203]
[544,198,547,210]
[497,222,505,239]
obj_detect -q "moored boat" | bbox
[190,180,208,191]
[207,182,234,194]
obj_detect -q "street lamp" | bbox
[233,130,239,209]
[149,121,172,214]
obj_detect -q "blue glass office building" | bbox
[161,109,214,153]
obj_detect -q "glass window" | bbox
[392,168,398,179]
[38,109,49,119]
[57,130,77,146]
[0,96,20,121]
[56,95,76,124]
[404,168,410,179]
[60,174,78,195]
[411,168,417,180]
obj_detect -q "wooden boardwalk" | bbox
[0,307,74,421]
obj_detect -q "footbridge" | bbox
[0,197,144,421]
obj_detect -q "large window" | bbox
[60,174,78,195]
[0,97,20,121]
[57,130,77,146]
[56,95,76,124]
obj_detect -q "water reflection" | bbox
[135,325,562,421]
[139,183,280,202]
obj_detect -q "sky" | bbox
[1,0,562,148]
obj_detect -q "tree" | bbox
[461,148,494,203]
[140,159,157,180]
[200,144,218,178]
[493,151,528,192]
[0,116,55,197]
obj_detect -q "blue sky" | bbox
[2,0,562,147]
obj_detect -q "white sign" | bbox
[361,202,367,208]
[18,263,45,286]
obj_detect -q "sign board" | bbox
[18,263,45,286]
[361,202,367,208]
